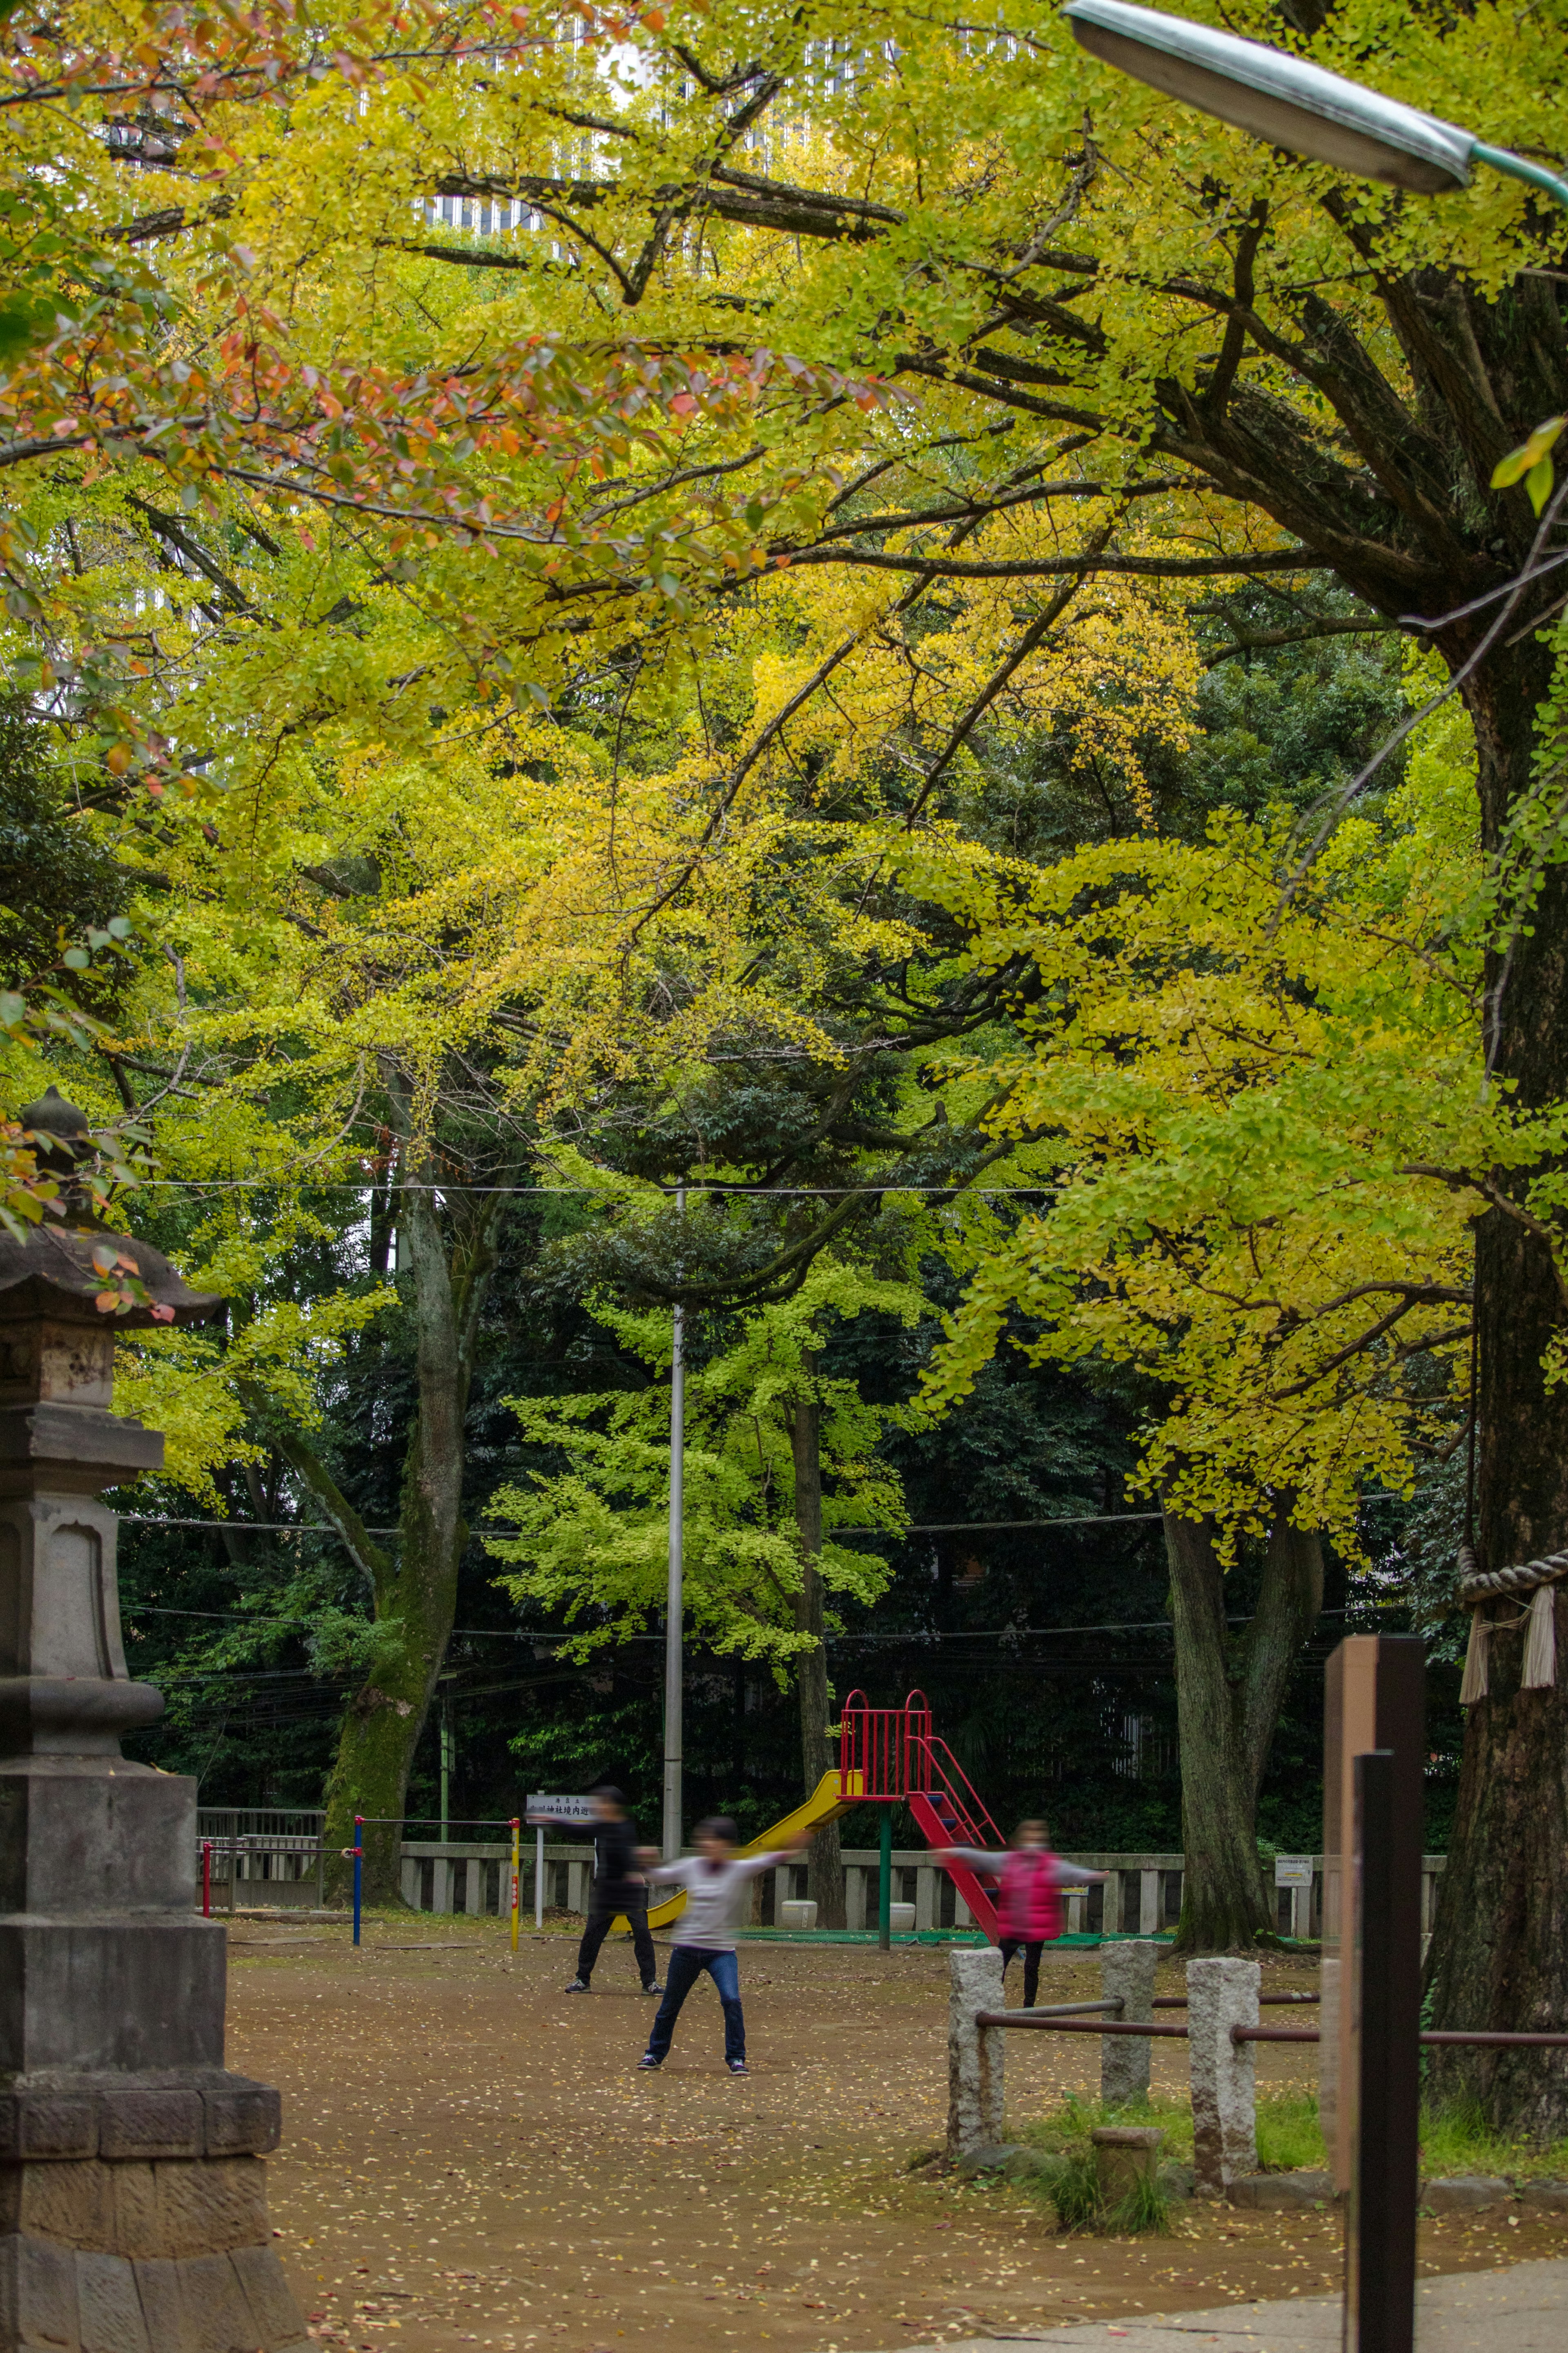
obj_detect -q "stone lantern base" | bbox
[0,1187,311,2353]
[0,2070,307,2351]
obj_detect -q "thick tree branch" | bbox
[903,549,1107,823]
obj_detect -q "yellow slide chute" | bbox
[614,1769,864,1930]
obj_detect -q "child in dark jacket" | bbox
[942,1821,1105,2007]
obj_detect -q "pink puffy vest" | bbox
[997,1849,1062,1941]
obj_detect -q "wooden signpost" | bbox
[1322,1637,1425,2353]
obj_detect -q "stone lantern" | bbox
[0,1093,307,2352]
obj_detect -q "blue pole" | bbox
[353,1817,363,1947]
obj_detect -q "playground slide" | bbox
[613,1767,865,1931]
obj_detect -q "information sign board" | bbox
[524,1793,598,1828]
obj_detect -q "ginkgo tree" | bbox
[28,658,996,1900]
[0,0,933,1900]
[914,698,1522,1949]
[429,0,1568,2100]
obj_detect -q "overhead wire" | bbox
[122,1492,1406,1542]
[120,1177,1062,1197]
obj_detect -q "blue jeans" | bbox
[645,1945,744,2065]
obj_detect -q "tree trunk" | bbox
[275,1173,499,1905]
[1424,640,1568,2132]
[791,1387,845,1927]
[1165,1509,1323,1954]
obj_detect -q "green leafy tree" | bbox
[488,1257,928,1917]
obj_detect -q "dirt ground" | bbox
[222,1916,1567,2353]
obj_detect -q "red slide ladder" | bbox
[838,1689,1006,1940]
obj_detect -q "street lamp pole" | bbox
[662,1184,686,1860]
[1062,0,1568,210]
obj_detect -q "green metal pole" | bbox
[878,1808,892,1952]
[1470,142,1568,213]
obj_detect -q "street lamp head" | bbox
[1062,0,1474,194]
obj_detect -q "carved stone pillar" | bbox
[0,1107,307,2351]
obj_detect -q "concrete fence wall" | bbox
[198,1832,1447,1938]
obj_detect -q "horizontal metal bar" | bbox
[975,2013,1190,2036]
[1232,2024,1568,2048]
[1420,2030,1568,2048]
[1165,1993,1317,2010]
[1023,1999,1127,2018]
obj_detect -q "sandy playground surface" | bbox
[220,1916,1566,2353]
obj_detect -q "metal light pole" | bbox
[1063,0,1568,208]
[438,1689,454,1844]
[662,1184,686,1859]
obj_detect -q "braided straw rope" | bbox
[1457,1542,1568,1700]
[1457,1541,1568,1605]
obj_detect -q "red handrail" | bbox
[903,1688,933,1790]
[839,1691,906,1800]
[920,1733,1006,1851]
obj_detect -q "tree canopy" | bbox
[9,0,1568,2104]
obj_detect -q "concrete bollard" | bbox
[1187,1957,1259,2196]
[1100,1940,1160,2105]
[947,1946,1005,2159]
[1091,2124,1165,2207]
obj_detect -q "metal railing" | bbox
[919,1731,1007,1849]
[975,2010,1568,2050]
[197,1808,325,1842]
[838,1688,923,1800]
[199,1835,330,1914]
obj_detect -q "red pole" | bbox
[202,1839,212,1918]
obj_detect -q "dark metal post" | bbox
[878,1808,892,1950]
[1344,1638,1423,2353]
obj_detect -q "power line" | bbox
[122,1494,1407,1542]
[126,1599,1406,1653]
[121,1510,1162,1538]
[129,1177,1061,1198]
[840,1512,1162,1534]
[129,1604,548,1636]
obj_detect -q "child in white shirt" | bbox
[637,1816,809,2075]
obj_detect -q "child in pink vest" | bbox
[942,1821,1105,2007]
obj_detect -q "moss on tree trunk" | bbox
[266,1172,500,1907]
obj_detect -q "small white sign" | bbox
[525,1792,598,1828]
[1274,1856,1314,1888]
